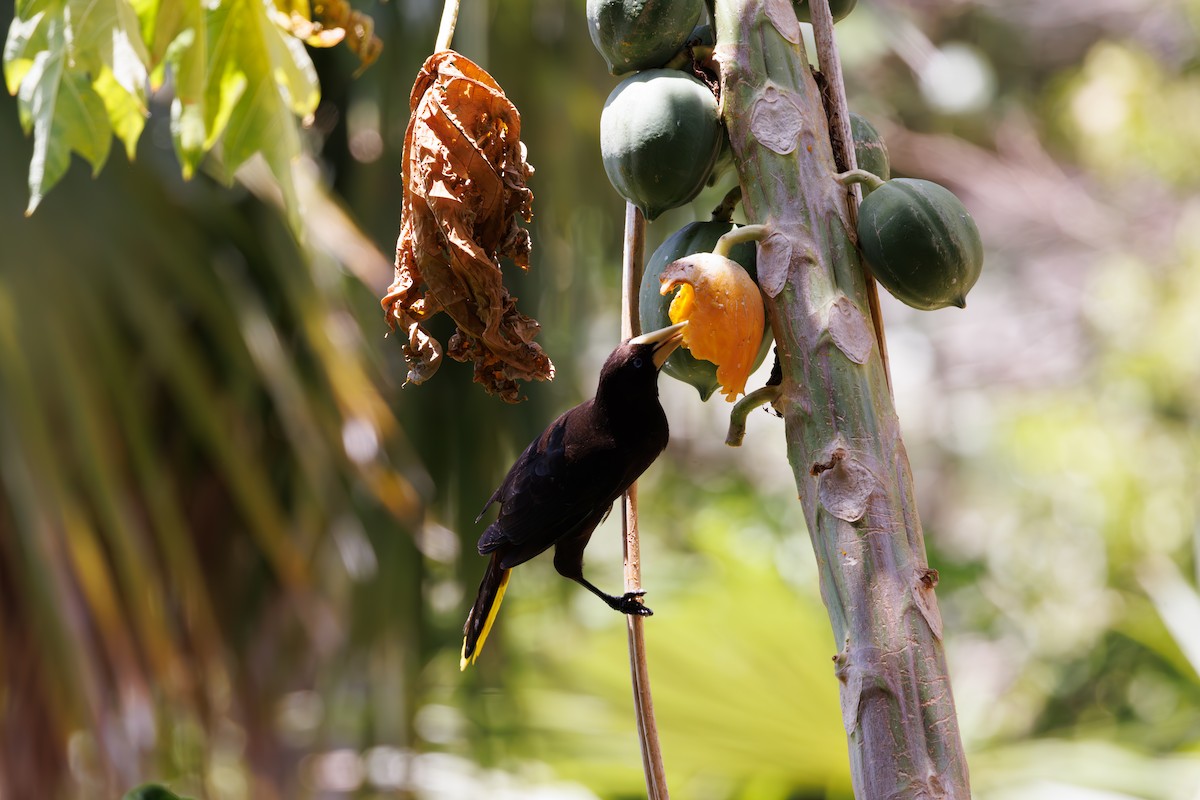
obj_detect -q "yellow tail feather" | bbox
[459,568,511,671]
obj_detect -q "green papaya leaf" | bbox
[16,48,113,213]
[146,0,320,229]
[4,0,148,212]
[4,0,321,229]
[163,20,205,177]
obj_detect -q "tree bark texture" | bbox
[712,0,972,796]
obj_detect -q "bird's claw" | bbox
[613,591,653,616]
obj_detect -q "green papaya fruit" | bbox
[793,0,857,23]
[849,112,890,189]
[587,0,703,75]
[856,178,983,310]
[600,70,723,221]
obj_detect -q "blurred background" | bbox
[2,0,1200,797]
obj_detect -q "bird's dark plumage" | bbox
[460,323,687,669]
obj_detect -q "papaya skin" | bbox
[793,0,856,23]
[600,70,723,220]
[587,0,703,74]
[839,173,983,311]
[849,112,890,190]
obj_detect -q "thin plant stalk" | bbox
[808,0,891,388]
[619,201,670,800]
[435,0,460,52]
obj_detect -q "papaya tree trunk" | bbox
[712,0,972,796]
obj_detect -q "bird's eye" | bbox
[633,357,644,369]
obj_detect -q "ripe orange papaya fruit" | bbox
[640,221,771,399]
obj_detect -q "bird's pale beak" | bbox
[630,321,689,369]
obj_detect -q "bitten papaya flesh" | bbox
[640,221,770,401]
[856,178,983,311]
[659,252,766,402]
[600,70,722,221]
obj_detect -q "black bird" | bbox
[460,322,689,669]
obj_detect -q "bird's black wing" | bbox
[475,408,565,525]
[475,402,628,566]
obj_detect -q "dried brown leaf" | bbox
[310,0,383,70]
[381,51,554,403]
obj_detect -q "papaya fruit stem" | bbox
[834,168,886,192]
[664,44,716,71]
[710,185,744,223]
[713,223,768,258]
[725,384,781,446]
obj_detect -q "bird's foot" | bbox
[610,590,653,617]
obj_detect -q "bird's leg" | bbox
[554,537,653,616]
[574,576,653,617]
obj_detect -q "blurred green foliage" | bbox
[2,0,1200,799]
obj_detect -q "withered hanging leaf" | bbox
[381,51,554,403]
